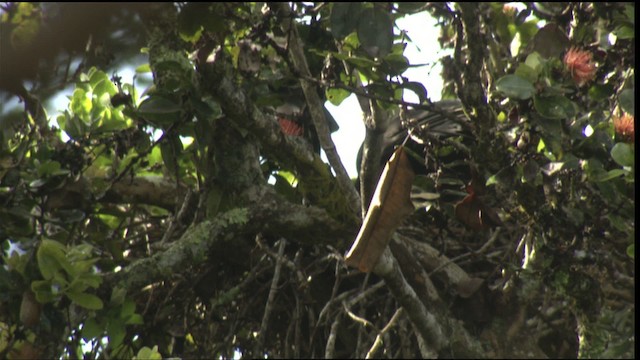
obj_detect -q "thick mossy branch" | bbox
[106,186,354,292]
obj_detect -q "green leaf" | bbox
[82,318,104,341]
[330,3,362,39]
[618,89,634,116]
[125,313,144,325]
[107,321,126,350]
[31,280,57,302]
[273,173,300,203]
[588,83,615,101]
[135,63,151,73]
[627,244,634,259]
[10,17,39,50]
[71,88,92,119]
[534,95,576,119]
[524,52,544,72]
[357,7,394,58]
[326,87,351,106]
[137,96,181,128]
[613,24,635,40]
[610,143,634,167]
[591,169,626,182]
[515,63,539,83]
[37,239,67,280]
[401,82,429,104]
[382,53,410,76]
[160,133,183,176]
[134,346,162,360]
[120,299,136,317]
[58,112,88,140]
[67,291,104,310]
[75,272,102,289]
[531,23,569,58]
[37,160,62,177]
[495,74,536,100]
[178,3,209,43]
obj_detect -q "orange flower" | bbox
[563,47,597,86]
[613,113,635,143]
[502,4,517,16]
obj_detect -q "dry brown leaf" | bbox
[345,146,415,272]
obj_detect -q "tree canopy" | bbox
[0,2,635,359]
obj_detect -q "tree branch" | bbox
[106,185,354,292]
[254,239,287,356]
[372,248,445,357]
[270,2,361,219]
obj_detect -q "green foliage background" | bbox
[0,2,634,359]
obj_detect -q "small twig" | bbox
[254,238,287,355]
[366,308,404,359]
[324,314,341,359]
[256,235,306,283]
[160,189,194,245]
[343,301,375,329]
[310,279,384,352]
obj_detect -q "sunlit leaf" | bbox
[67,291,104,310]
[134,346,162,360]
[36,239,66,280]
[326,87,351,106]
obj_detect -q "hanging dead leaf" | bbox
[345,146,415,272]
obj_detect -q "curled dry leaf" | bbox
[346,146,415,272]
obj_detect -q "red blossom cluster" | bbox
[613,113,635,143]
[563,47,597,86]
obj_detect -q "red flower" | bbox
[502,4,517,16]
[613,113,635,143]
[278,117,304,136]
[563,47,597,87]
